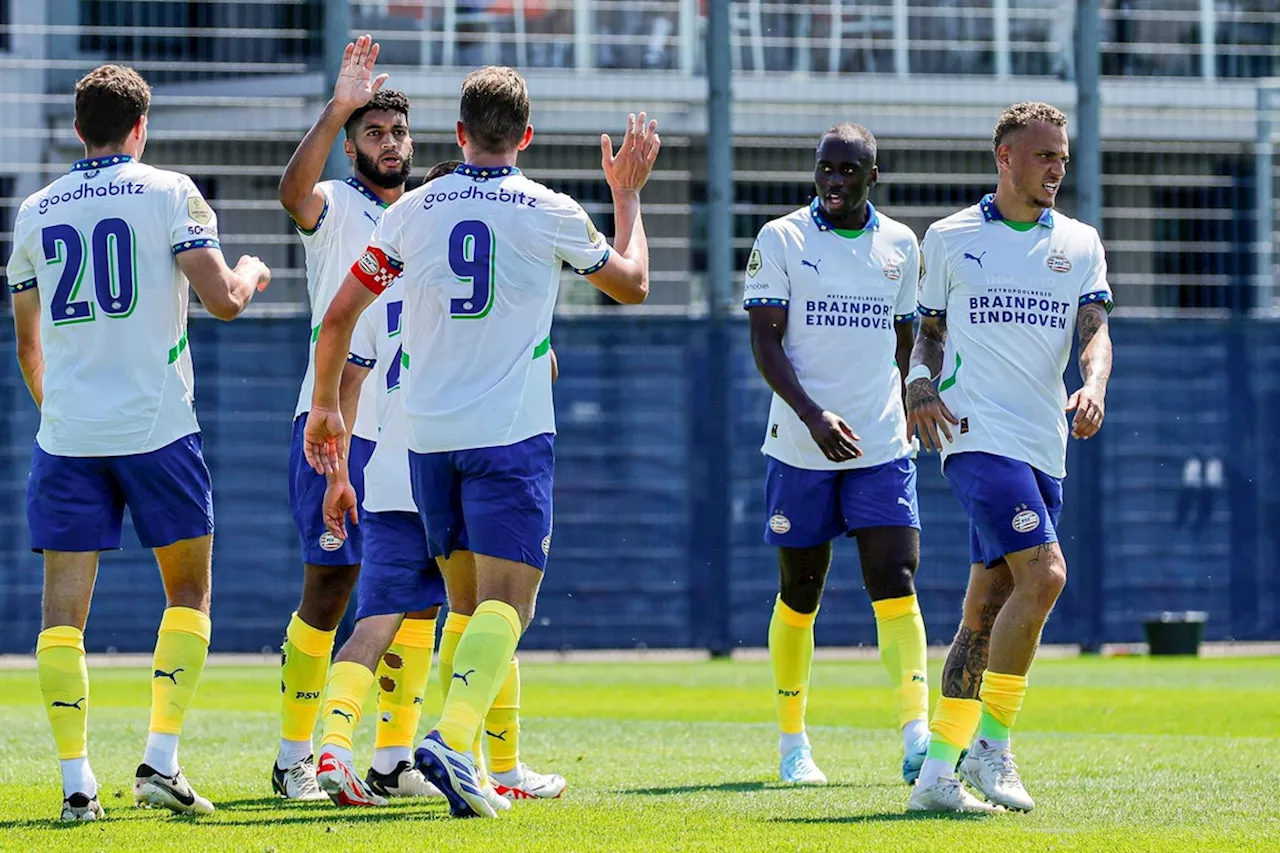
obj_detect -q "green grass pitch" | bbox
[0,656,1276,852]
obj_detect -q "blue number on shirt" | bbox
[42,218,138,325]
[92,218,137,317]
[448,220,495,319]
[43,224,92,325]
[385,299,404,392]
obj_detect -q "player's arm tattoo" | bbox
[905,314,948,414]
[941,569,1015,699]
[1076,303,1112,389]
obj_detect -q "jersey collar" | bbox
[809,198,880,233]
[980,193,1054,228]
[344,176,391,209]
[71,154,133,172]
[455,163,521,180]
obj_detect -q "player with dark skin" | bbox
[748,131,919,621]
[278,36,415,636]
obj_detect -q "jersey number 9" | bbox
[449,219,495,320]
[42,218,137,326]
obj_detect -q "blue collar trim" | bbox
[72,154,133,172]
[980,193,1054,228]
[809,198,879,233]
[345,177,390,208]
[455,164,521,180]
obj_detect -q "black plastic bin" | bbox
[1143,611,1207,656]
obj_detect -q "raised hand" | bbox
[906,377,960,453]
[601,111,660,194]
[235,255,271,292]
[333,34,388,111]
[802,409,862,463]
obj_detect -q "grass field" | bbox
[0,656,1276,852]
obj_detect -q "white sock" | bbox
[277,738,313,770]
[60,757,97,798]
[322,744,354,767]
[974,736,1010,753]
[902,718,929,751]
[142,731,180,777]
[779,731,809,755]
[372,746,411,775]
[916,756,953,789]
[491,766,521,784]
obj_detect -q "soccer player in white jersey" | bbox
[271,36,417,800]
[5,65,270,821]
[305,156,570,810]
[303,66,659,818]
[745,124,931,787]
[904,102,1113,814]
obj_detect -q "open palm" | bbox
[333,34,388,111]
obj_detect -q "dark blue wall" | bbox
[1,317,1275,652]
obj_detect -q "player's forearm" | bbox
[909,320,947,379]
[337,363,367,440]
[279,101,350,207]
[751,336,822,423]
[312,315,357,411]
[1077,306,1112,391]
[610,189,649,284]
[17,353,43,408]
[218,271,258,320]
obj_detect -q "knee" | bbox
[864,559,918,602]
[1026,555,1067,610]
[779,579,823,615]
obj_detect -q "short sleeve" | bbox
[294,181,336,240]
[6,217,36,294]
[894,236,921,322]
[917,226,950,317]
[742,223,790,309]
[351,207,404,295]
[348,305,378,368]
[170,176,221,255]
[1078,229,1113,313]
[554,200,610,275]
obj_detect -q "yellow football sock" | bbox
[978,670,1028,741]
[37,626,89,760]
[769,596,817,735]
[486,658,521,774]
[374,617,437,750]
[434,601,521,752]
[149,607,211,735]
[473,726,488,787]
[438,612,470,704]
[280,612,335,742]
[320,661,375,753]
[871,594,930,729]
[927,696,983,765]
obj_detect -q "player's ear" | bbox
[456,121,467,151]
[995,143,1011,171]
[517,124,534,152]
[72,121,85,146]
[868,164,879,188]
[343,137,356,161]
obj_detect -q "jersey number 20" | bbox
[42,219,137,326]
[449,220,495,320]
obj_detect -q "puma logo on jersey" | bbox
[154,667,184,684]
[898,497,913,509]
[330,709,354,723]
[52,697,85,710]
[800,259,822,274]
[963,251,986,268]
[452,669,476,687]
[363,211,379,225]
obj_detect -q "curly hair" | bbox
[821,122,877,162]
[345,90,411,137]
[992,102,1067,151]
[75,65,150,148]
[423,160,463,183]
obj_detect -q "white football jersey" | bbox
[917,195,1113,479]
[743,200,919,471]
[354,164,609,454]
[292,177,389,440]
[6,155,216,456]
[349,278,414,513]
